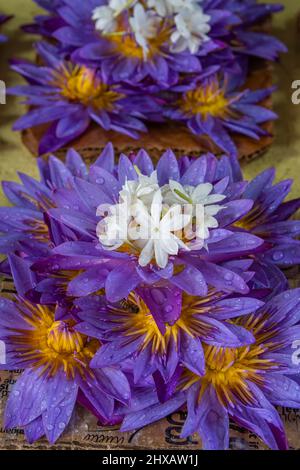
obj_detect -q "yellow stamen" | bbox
[26,218,49,242]
[53,65,123,110]
[47,321,85,354]
[234,204,266,232]
[179,312,279,407]
[11,303,99,379]
[180,80,230,119]
[108,26,170,60]
[114,292,215,355]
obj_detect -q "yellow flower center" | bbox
[234,205,265,232]
[12,301,99,379]
[180,312,279,407]
[47,321,85,355]
[117,292,217,354]
[108,26,170,60]
[180,81,230,119]
[53,65,123,110]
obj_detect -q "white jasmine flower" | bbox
[164,180,225,240]
[171,6,211,54]
[129,3,161,58]
[93,1,136,34]
[135,190,191,268]
[96,171,159,254]
[96,202,131,250]
[110,0,136,14]
[120,171,159,208]
[93,6,117,34]
[97,172,224,269]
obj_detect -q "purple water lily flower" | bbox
[166,73,277,156]
[175,152,300,287]
[9,42,160,155]
[75,290,263,401]
[30,145,265,314]
[230,0,286,61]
[0,148,88,261]
[214,153,300,268]
[51,0,230,85]
[0,291,131,444]
[25,1,285,86]
[1,144,292,307]
[121,288,300,450]
[233,166,300,268]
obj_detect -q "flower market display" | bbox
[1,0,300,454]
[1,145,300,449]
[10,0,286,155]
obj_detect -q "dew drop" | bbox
[164,305,173,314]
[150,288,167,305]
[225,272,233,281]
[96,177,105,185]
[272,251,284,261]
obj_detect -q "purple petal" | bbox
[180,333,205,376]
[13,105,79,130]
[264,374,300,408]
[133,149,154,176]
[93,368,131,405]
[137,284,182,332]
[217,200,254,226]
[76,375,114,421]
[65,148,88,178]
[212,297,264,320]
[171,264,207,296]
[91,338,142,368]
[183,385,229,450]
[4,369,47,429]
[43,374,78,444]
[180,157,208,186]
[156,149,180,185]
[93,142,115,173]
[121,394,186,432]
[67,266,110,296]
[118,154,137,185]
[105,261,140,302]
[8,254,37,297]
[231,395,287,450]
[24,417,45,444]
[195,260,249,294]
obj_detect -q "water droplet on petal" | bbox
[225,272,233,281]
[272,251,284,261]
[150,288,167,305]
[164,305,173,314]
